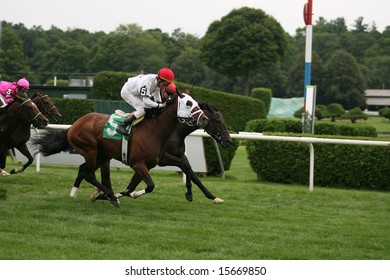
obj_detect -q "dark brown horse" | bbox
[0,94,49,176]
[32,93,208,208]
[157,102,232,203]
[0,91,61,175]
[87,102,232,204]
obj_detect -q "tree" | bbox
[0,26,26,80]
[171,49,206,85]
[321,50,366,109]
[200,7,288,95]
[326,103,345,122]
[341,107,368,123]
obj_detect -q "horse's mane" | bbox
[31,91,40,99]
[198,102,219,113]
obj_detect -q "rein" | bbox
[35,94,57,118]
[204,111,229,143]
[19,98,43,121]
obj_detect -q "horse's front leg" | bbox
[0,153,9,176]
[10,145,33,174]
[115,172,143,198]
[160,153,194,202]
[179,154,224,204]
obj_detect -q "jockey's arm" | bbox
[142,96,161,109]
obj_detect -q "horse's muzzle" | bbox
[33,117,49,129]
[197,114,209,128]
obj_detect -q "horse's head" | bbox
[177,93,208,128]
[199,102,233,148]
[31,91,62,120]
[11,94,49,129]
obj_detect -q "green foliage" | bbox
[3,13,390,109]
[50,98,94,124]
[251,87,272,114]
[245,119,384,190]
[245,134,390,190]
[89,71,130,100]
[245,118,377,137]
[200,7,288,95]
[45,79,69,86]
[203,137,239,175]
[321,50,366,109]
[379,108,390,120]
[342,107,368,123]
[326,103,345,121]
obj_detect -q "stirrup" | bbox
[116,125,130,135]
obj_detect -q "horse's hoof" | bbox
[90,190,102,202]
[70,186,79,198]
[0,170,10,177]
[111,199,120,208]
[185,193,193,202]
[213,197,224,204]
[129,192,137,198]
[114,193,123,199]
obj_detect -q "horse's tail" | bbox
[31,128,71,156]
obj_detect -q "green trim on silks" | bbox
[103,114,130,140]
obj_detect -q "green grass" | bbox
[0,146,389,260]
[366,116,390,134]
[317,116,390,134]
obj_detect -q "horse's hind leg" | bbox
[83,169,119,208]
[10,145,33,174]
[91,160,111,201]
[69,162,88,198]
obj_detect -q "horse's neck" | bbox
[9,120,31,144]
[175,122,199,140]
[0,116,19,147]
[152,102,180,146]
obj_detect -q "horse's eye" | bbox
[186,101,193,107]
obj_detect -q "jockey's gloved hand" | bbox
[158,102,166,108]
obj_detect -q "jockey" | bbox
[0,77,30,108]
[116,68,174,135]
[164,82,177,95]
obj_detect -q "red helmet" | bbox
[157,68,174,83]
[165,82,177,94]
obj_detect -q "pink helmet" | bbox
[157,68,174,83]
[17,77,30,89]
[165,82,177,94]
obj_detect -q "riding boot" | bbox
[116,113,137,135]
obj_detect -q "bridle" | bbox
[178,107,206,126]
[19,98,44,125]
[204,110,230,146]
[34,94,58,119]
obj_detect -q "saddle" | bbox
[114,109,144,126]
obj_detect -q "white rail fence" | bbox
[20,124,390,192]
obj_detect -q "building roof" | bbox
[365,89,390,97]
[365,89,390,107]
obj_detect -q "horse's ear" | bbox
[185,88,191,95]
[177,88,184,98]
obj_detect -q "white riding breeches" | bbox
[120,86,145,119]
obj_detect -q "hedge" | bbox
[245,119,389,191]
